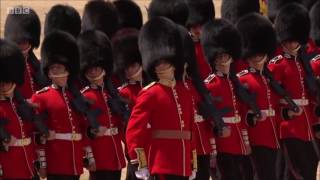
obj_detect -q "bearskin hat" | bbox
[267,0,303,22]
[113,0,143,30]
[186,0,215,28]
[148,0,189,26]
[200,19,242,68]
[112,28,141,78]
[4,6,40,48]
[275,3,310,45]
[236,13,277,59]
[41,31,79,79]
[0,39,25,85]
[78,30,113,78]
[221,0,260,24]
[44,4,81,38]
[82,0,119,39]
[139,17,184,80]
[310,1,320,46]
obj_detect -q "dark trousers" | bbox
[47,174,80,180]
[251,146,278,180]
[152,174,188,180]
[282,138,318,180]
[217,152,253,180]
[195,155,210,180]
[126,162,139,180]
[90,170,121,180]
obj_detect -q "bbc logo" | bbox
[7,7,30,15]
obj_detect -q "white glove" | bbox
[189,170,197,180]
[135,167,150,180]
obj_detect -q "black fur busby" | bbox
[200,19,242,68]
[41,31,79,79]
[139,17,184,80]
[236,13,277,59]
[112,28,141,78]
[4,6,40,48]
[113,0,143,30]
[82,0,119,38]
[148,0,189,26]
[186,0,215,28]
[44,4,81,38]
[310,1,320,46]
[78,30,113,77]
[221,0,260,24]
[0,39,25,85]
[267,0,303,22]
[275,3,310,45]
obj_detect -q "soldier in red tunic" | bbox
[112,28,148,180]
[4,6,48,99]
[200,19,254,180]
[236,13,282,180]
[185,0,213,80]
[31,31,96,180]
[0,39,39,180]
[126,17,197,180]
[78,30,126,180]
[268,3,320,179]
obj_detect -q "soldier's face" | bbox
[85,66,105,85]
[190,25,202,39]
[215,53,232,67]
[125,63,141,79]
[0,82,15,94]
[282,41,300,52]
[18,41,31,57]
[155,62,175,80]
[86,66,104,79]
[48,64,69,87]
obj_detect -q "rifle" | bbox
[262,65,299,112]
[104,79,131,122]
[0,119,10,152]
[229,66,261,126]
[68,82,101,131]
[14,90,49,137]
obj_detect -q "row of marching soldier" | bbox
[1,0,320,180]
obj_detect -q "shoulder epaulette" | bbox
[269,55,283,64]
[204,74,216,84]
[237,70,249,77]
[36,87,49,94]
[143,82,156,90]
[311,54,320,62]
[80,86,90,94]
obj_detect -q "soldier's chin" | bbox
[52,77,68,87]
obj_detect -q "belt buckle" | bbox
[234,115,241,123]
[110,128,117,135]
[268,109,275,117]
[303,99,308,106]
[71,133,78,140]
[22,138,29,146]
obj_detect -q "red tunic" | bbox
[268,52,317,141]
[205,73,250,155]
[238,67,281,149]
[118,82,142,110]
[82,85,126,171]
[0,97,36,179]
[126,81,196,176]
[31,85,87,175]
